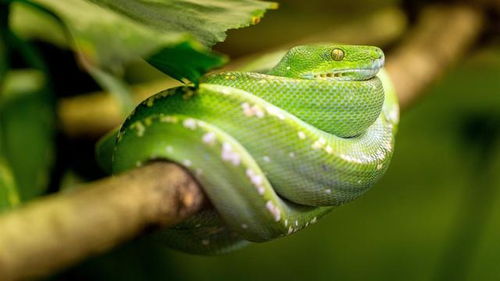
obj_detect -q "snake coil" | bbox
[97,44,399,254]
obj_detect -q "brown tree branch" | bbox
[0,162,206,281]
[386,4,484,110]
[0,3,489,281]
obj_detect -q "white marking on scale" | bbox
[312,138,326,150]
[241,102,252,116]
[246,169,262,185]
[160,115,178,123]
[298,131,306,139]
[246,169,265,194]
[254,106,265,118]
[202,132,216,145]
[265,106,285,120]
[339,153,364,163]
[325,145,333,154]
[221,142,241,166]
[131,121,145,137]
[241,102,265,118]
[265,201,281,221]
[183,118,197,129]
[388,108,399,123]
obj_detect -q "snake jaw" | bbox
[306,56,385,81]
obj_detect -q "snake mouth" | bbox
[308,57,384,81]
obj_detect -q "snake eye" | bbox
[331,48,344,61]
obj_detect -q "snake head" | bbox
[269,44,385,81]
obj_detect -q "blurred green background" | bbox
[2,0,500,280]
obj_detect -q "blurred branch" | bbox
[58,79,178,137]
[0,162,206,281]
[386,4,484,110]
[0,2,491,281]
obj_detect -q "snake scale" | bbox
[96,44,399,255]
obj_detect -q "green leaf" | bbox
[0,69,54,200]
[12,0,276,84]
[147,40,225,84]
[88,0,278,47]
[9,2,67,48]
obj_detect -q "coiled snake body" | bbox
[97,44,399,254]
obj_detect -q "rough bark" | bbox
[0,162,206,280]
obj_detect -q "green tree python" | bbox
[97,44,399,254]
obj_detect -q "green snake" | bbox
[97,44,399,255]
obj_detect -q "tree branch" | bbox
[386,4,484,110]
[0,162,206,280]
[0,3,489,281]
